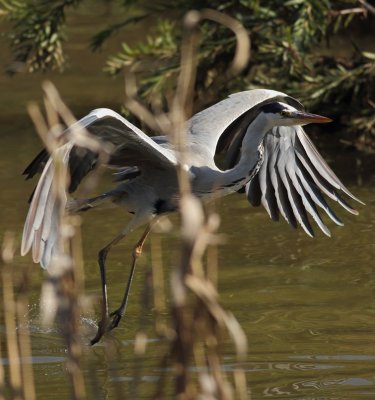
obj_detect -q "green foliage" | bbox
[95,0,374,149]
[1,0,82,73]
[105,19,180,97]
[1,0,374,149]
[299,54,375,151]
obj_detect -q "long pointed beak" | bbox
[292,111,332,124]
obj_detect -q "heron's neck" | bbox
[193,114,271,197]
[236,112,270,169]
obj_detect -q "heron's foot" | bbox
[108,308,125,331]
[90,317,108,345]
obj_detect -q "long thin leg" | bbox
[108,224,152,331]
[90,231,127,345]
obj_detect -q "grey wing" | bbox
[23,108,176,192]
[21,108,176,268]
[246,125,363,237]
[186,89,303,161]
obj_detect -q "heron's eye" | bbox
[280,110,290,117]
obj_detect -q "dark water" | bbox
[1,3,375,399]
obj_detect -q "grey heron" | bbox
[21,89,362,344]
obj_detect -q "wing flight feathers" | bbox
[21,144,71,267]
[246,125,362,236]
[22,108,176,268]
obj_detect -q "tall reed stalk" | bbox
[2,8,251,399]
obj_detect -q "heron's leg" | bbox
[90,231,127,345]
[108,224,152,331]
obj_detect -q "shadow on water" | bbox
[1,2,375,399]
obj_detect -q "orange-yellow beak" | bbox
[292,111,333,124]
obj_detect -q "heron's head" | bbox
[261,102,332,127]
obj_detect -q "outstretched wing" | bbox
[21,108,176,268]
[23,108,176,193]
[246,125,363,237]
[186,89,303,162]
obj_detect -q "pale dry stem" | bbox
[26,85,95,400]
[122,8,251,399]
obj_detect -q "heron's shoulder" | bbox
[187,89,289,137]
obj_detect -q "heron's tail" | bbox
[21,144,72,269]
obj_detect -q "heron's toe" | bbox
[90,319,107,345]
[108,309,123,331]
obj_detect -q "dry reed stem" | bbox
[167,9,249,399]
[123,8,250,399]
[151,236,166,316]
[27,85,95,400]
[358,0,375,15]
[1,232,37,400]
[0,315,4,400]
[15,275,36,400]
[2,233,23,400]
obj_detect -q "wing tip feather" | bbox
[340,186,365,206]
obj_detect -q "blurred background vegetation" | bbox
[0,0,375,152]
[1,0,374,151]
